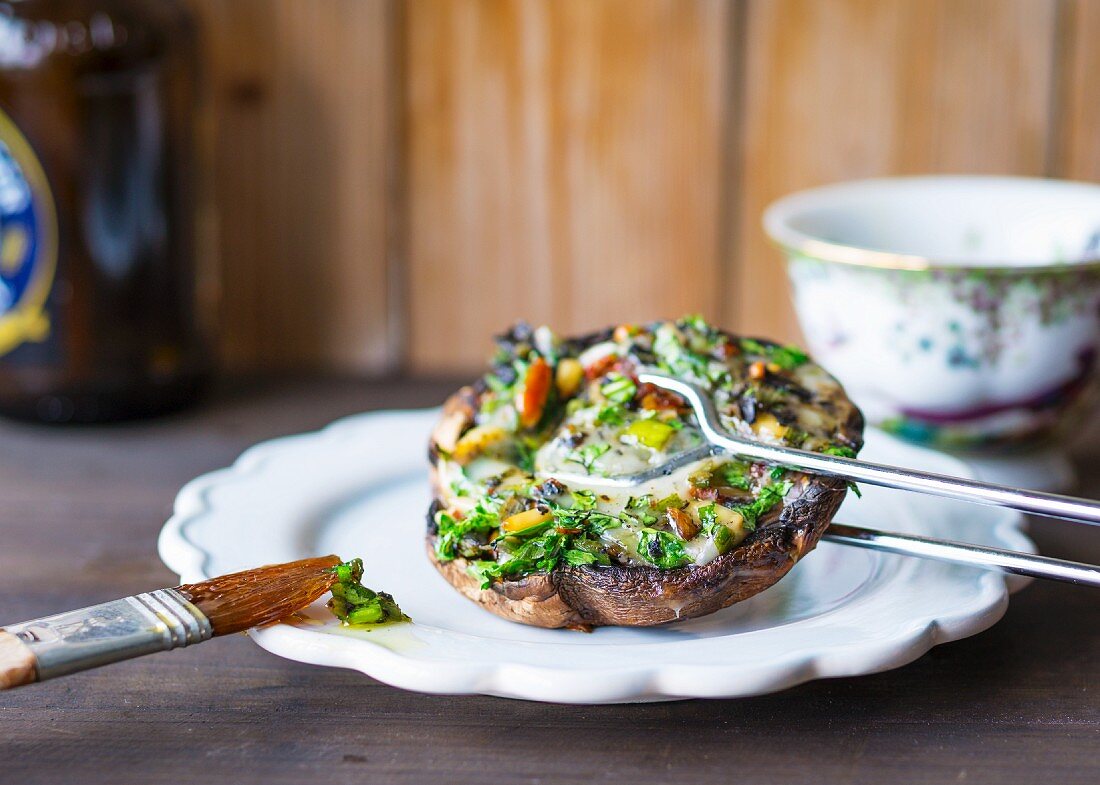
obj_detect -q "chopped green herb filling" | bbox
[327,559,410,626]
[637,528,692,569]
[732,481,791,531]
[431,316,862,586]
[565,442,611,474]
[740,339,809,370]
[600,373,637,404]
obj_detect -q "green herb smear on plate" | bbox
[327,558,410,626]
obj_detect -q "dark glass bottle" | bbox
[0,0,210,423]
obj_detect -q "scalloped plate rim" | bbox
[157,408,1035,703]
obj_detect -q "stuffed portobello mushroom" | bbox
[427,316,864,630]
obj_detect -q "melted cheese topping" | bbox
[432,318,858,575]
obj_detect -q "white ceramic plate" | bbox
[158,409,1035,704]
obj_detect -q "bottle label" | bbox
[0,107,56,358]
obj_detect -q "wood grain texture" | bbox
[191,0,400,373]
[182,1,1093,373]
[0,378,1097,784]
[1056,0,1100,181]
[732,0,1058,344]
[405,0,732,373]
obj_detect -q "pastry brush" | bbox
[0,555,341,690]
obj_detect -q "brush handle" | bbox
[0,589,212,689]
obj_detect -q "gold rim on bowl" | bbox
[763,176,1100,274]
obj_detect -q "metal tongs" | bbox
[544,371,1100,588]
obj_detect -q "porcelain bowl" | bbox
[764,176,1100,448]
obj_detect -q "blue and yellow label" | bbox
[0,107,56,358]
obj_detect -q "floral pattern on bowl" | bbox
[766,176,1100,448]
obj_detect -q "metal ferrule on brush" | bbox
[3,589,212,681]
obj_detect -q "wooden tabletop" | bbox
[1,378,1097,785]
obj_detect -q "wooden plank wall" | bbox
[192,0,399,372]
[1057,0,1100,183]
[734,0,1056,344]
[405,0,731,372]
[190,0,1097,375]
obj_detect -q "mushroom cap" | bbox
[426,326,864,629]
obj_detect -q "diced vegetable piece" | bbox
[752,412,790,441]
[501,507,554,534]
[691,500,744,528]
[637,528,692,569]
[711,524,734,555]
[452,425,508,464]
[688,467,712,488]
[595,403,626,426]
[600,373,637,404]
[346,604,385,625]
[582,351,619,380]
[714,504,745,530]
[638,383,686,411]
[613,324,638,342]
[623,419,676,450]
[690,500,745,556]
[666,506,700,540]
[517,358,552,428]
[555,358,585,398]
[653,493,688,511]
[432,409,467,453]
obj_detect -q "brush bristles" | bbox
[177,555,341,635]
